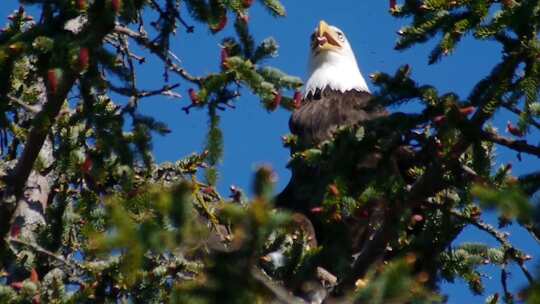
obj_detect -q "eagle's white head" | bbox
[304,20,370,97]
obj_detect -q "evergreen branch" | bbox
[7,237,85,272]
[251,268,303,304]
[461,213,508,244]
[347,156,461,286]
[523,224,540,246]
[192,180,227,241]
[113,25,201,85]
[400,54,523,222]
[518,171,540,195]
[345,63,526,285]
[6,9,116,198]
[7,72,77,196]
[7,94,40,113]
[502,102,540,130]
[348,209,398,278]
[346,120,519,288]
[470,57,520,126]
[481,130,540,157]
[450,209,534,284]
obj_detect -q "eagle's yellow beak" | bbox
[313,20,341,51]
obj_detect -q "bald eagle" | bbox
[277,21,387,217]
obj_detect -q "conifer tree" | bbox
[0,1,539,303]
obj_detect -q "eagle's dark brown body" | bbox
[277,87,387,213]
[290,88,386,151]
[275,87,394,263]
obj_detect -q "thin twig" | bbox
[517,260,535,284]
[114,24,201,84]
[110,83,181,100]
[105,37,145,63]
[139,83,181,98]
[501,268,513,302]
[149,0,195,33]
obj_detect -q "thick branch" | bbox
[7,95,40,113]
[7,73,76,196]
[251,268,303,304]
[347,208,398,281]
[481,130,540,157]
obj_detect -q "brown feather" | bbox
[290,87,387,150]
[277,87,387,212]
[276,87,391,260]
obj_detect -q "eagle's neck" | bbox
[304,51,369,97]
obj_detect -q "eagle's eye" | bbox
[337,32,345,42]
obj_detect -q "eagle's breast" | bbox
[290,87,387,150]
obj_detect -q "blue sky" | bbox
[2,0,539,302]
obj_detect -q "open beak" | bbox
[312,20,341,52]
